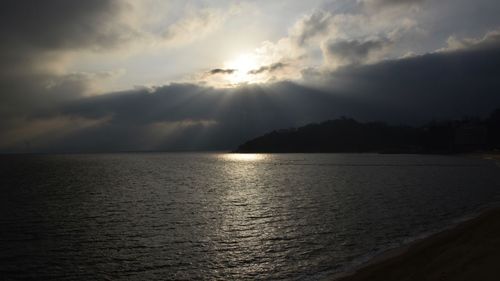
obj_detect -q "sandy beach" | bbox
[335,207,500,281]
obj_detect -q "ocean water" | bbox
[1,153,499,280]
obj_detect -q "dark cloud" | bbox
[362,0,425,8]
[0,0,134,53]
[318,33,500,121]
[208,68,237,75]
[12,81,356,152]
[4,34,498,152]
[294,10,332,46]
[0,0,134,83]
[0,0,134,122]
[1,1,500,153]
[378,0,423,4]
[248,63,287,75]
[0,0,140,155]
[442,29,500,52]
[0,72,102,119]
[323,38,392,66]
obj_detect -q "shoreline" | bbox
[330,205,500,281]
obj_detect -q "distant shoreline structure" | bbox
[234,108,500,154]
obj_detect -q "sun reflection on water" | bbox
[222,153,268,162]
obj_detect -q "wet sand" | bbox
[335,207,500,281]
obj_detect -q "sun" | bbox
[224,53,260,84]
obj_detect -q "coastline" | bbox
[331,205,500,281]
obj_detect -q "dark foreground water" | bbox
[1,153,500,280]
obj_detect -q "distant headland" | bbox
[234,108,500,154]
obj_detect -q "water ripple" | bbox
[1,153,499,280]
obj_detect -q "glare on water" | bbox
[1,153,500,280]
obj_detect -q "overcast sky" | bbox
[1,0,500,152]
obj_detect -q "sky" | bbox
[1,0,500,152]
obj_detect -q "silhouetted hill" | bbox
[235,109,500,153]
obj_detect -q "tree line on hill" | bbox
[234,108,500,154]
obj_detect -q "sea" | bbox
[1,153,499,280]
